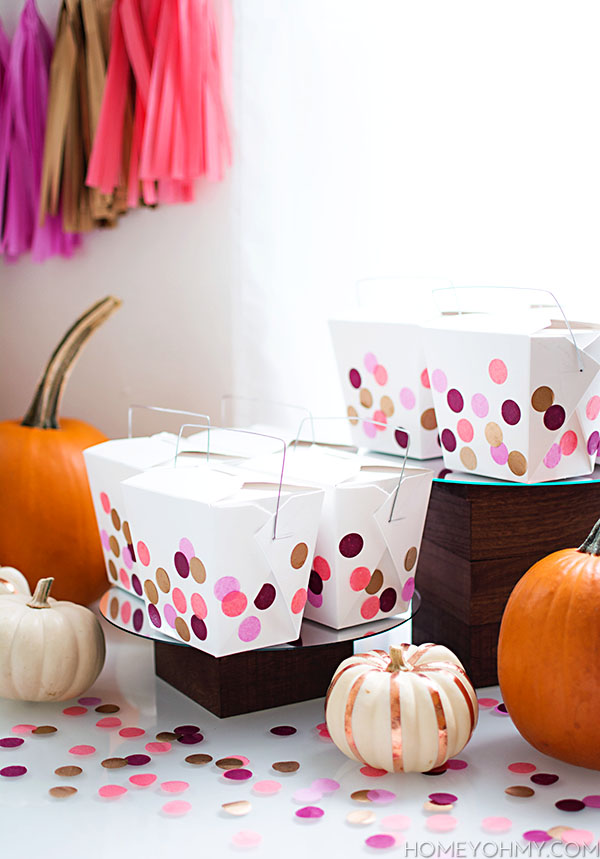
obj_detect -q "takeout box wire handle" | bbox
[219,394,313,428]
[127,404,211,439]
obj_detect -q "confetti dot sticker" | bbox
[446,759,468,770]
[222,591,248,617]
[523,831,552,843]
[291,542,309,569]
[485,422,503,447]
[560,430,578,455]
[365,569,384,594]
[190,557,207,584]
[174,552,190,578]
[49,786,77,798]
[532,386,554,412]
[144,579,159,604]
[588,431,600,455]
[119,727,145,739]
[126,754,151,766]
[365,834,396,848]
[351,790,372,802]
[424,801,453,812]
[120,598,131,620]
[223,801,252,816]
[508,762,536,774]
[582,795,600,807]
[311,778,340,793]
[347,810,376,825]
[482,817,512,834]
[69,745,95,756]
[216,757,245,769]
[432,369,447,393]
[271,725,297,736]
[361,596,380,619]
[176,733,204,745]
[290,590,307,615]
[379,588,397,613]
[587,395,600,420]
[477,697,499,707]
[224,769,253,781]
[191,616,207,641]
[146,742,171,754]
[544,404,566,431]
[161,780,189,794]
[489,358,508,384]
[179,537,195,560]
[186,754,213,766]
[429,792,457,804]
[421,368,431,388]
[374,365,388,386]
[380,396,395,417]
[381,815,411,831]
[175,617,190,642]
[55,765,82,777]
[253,780,282,795]
[33,725,57,734]
[100,492,111,513]
[162,801,191,816]
[190,592,208,619]
[96,717,122,729]
[457,419,474,442]
[555,799,585,812]
[508,451,527,476]
[273,760,299,773]
[79,697,101,706]
[129,773,157,787]
[360,765,387,778]
[427,815,457,833]
[0,737,24,748]
[491,443,509,465]
[502,400,521,425]
[394,429,409,448]
[172,587,187,614]
[100,530,110,550]
[62,706,87,717]
[232,831,262,847]
[441,429,456,452]
[349,368,362,388]
[447,389,464,413]
[459,447,477,470]
[544,444,562,469]
[360,388,374,409]
[471,393,489,418]
[562,830,594,846]
[313,556,331,580]
[101,758,128,769]
[98,785,127,798]
[0,766,26,777]
[348,406,359,426]
[133,609,143,632]
[163,604,176,628]
[296,806,324,819]
[307,590,323,608]
[350,566,371,591]
[137,542,150,566]
[339,532,364,558]
[399,387,416,410]
[372,409,387,430]
[420,408,437,430]
[214,576,240,601]
[531,773,558,785]
[175,724,200,734]
[505,786,535,797]
[364,352,378,373]
[367,789,396,804]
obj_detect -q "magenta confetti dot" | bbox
[423,765,448,776]
[491,442,509,465]
[119,727,145,738]
[162,800,192,816]
[441,428,457,452]
[98,784,127,799]
[254,583,277,610]
[401,577,415,601]
[587,431,600,455]
[307,590,323,608]
[555,799,585,812]
[311,778,340,793]
[191,616,207,640]
[583,795,600,808]
[508,762,536,774]
[447,389,464,413]
[544,443,562,469]
[495,703,508,714]
[270,725,297,736]
[174,551,190,578]
[122,545,133,570]
[429,792,457,804]
[0,765,26,777]
[523,831,552,843]
[339,533,364,558]
[367,789,396,804]
[174,725,200,734]
[296,806,324,819]
[126,754,151,766]
[176,733,204,745]
[0,738,24,748]
[62,706,87,717]
[131,574,142,596]
[147,604,161,628]
[394,429,409,449]
[132,609,143,632]
[531,773,558,785]
[365,834,396,849]
[446,759,468,770]
[501,400,521,425]
[544,404,566,431]
[224,768,253,781]
[349,368,362,388]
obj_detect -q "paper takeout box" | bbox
[423,313,600,483]
[244,445,433,629]
[120,462,324,656]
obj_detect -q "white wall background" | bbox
[2,0,600,435]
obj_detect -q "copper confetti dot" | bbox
[531,773,559,785]
[380,396,395,418]
[531,386,554,412]
[272,761,300,773]
[555,799,585,812]
[122,521,132,544]
[347,406,359,426]
[156,732,180,742]
[216,757,245,770]
[460,447,477,470]
[508,451,527,476]
[365,569,384,595]
[95,704,120,714]
[54,766,82,777]
[49,786,77,798]
[144,579,159,605]
[111,509,121,530]
[485,422,503,447]
[155,568,171,593]
[32,725,57,735]
[548,826,574,840]
[190,557,206,584]
[101,758,128,769]
[505,785,535,797]
[185,754,213,766]
[347,809,376,825]
[290,542,309,569]
[175,617,190,642]
[222,800,252,816]
[109,596,119,619]
[360,388,373,409]
[424,801,454,812]
[109,536,120,557]
[351,790,372,803]
[108,560,118,581]
[404,547,418,572]
[420,408,437,430]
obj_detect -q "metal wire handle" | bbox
[174,424,287,541]
[127,405,211,439]
[219,395,313,428]
[292,415,410,523]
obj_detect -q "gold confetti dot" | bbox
[122,521,132,544]
[175,617,190,642]
[109,536,120,557]
[222,800,251,816]
[54,766,82,777]
[360,388,373,409]
[109,596,119,619]
[424,801,454,812]
[548,826,574,840]
[216,757,244,770]
[49,786,77,798]
[33,725,57,735]
[186,754,213,765]
[290,543,308,569]
[95,704,120,714]
[531,386,554,412]
[272,761,300,773]
[404,546,418,572]
[111,509,121,531]
[380,396,395,418]
[351,789,372,803]
[420,408,437,431]
[144,580,159,605]
[460,447,477,471]
[365,569,384,595]
[347,406,359,426]
[347,809,376,825]
[101,758,127,769]
[157,731,180,742]
[108,560,118,581]
[505,785,535,797]
[190,557,206,584]
[156,568,171,593]
[508,451,527,476]
[485,422,503,447]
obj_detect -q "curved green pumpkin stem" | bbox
[578,518,600,556]
[21,296,122,430]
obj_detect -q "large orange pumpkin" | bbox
[0,297,121,605]
[498,520,600,769]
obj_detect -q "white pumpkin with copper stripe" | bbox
[325,643,478,773]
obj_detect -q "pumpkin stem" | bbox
[578,518,600,556]
[27,578,54,609]
[21,296,122,430]
[387,645,408,672]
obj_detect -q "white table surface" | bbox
[1,613,599,859]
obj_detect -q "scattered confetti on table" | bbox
[273,760,299,773]
[162,800,192,816]
[231,831,262,847]
[523,830,552,843]
[531,772,559,785]
[63,706,87,717]
[176,733,204,745]
[253,780,282,795]
[547,826,574,839]
[365,834,396,848]
[11,724,35,735]
[185,754,213,766]
[145,742,171,754]
[126,754,151,766]
[508,762,536,774]
[360,765,387,777]
[424,801,454,812]
[173,725,200,735]
[482,816,512,833]
[78,697,101,706]
[222,800,252,816]
[96,717,122,729]
[446,759,468,770]
[380,814,411,831]
[55,765,82,777]
[156,731,179,742]
[0,765,27,777]
[98,785,127,798]
[367,789,396,804]
[347,809,376,825]
[129,773,157,788]
[32,725,57,735]
[101,757,128,769]
[311,778,340,793]
[583,795,600,807]
[477,697,499,707]
[555,799,586,812]
[49,786,77,798]
[505,785,535,797]
[95,704,120,714]
[270,725,297,736]
[351,790,372,803]
[495,703,508,714]
[119,727,145,739]
[561,829,594,846]
[161,780,189,794]
[423,765,448,776]
[295,806,324,819]
[294,787,323,802]
[0,737,24,748]
[69,745,96,756]
[216,757,244,770]
[426,814,458,833]
[429,792,458,805]
[224,768,253,781]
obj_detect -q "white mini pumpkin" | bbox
[0,565,31,596]
[0,577,105,702]
[325,643,478,773]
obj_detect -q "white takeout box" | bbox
[120,462,324,657]
[423,313,600,484]
[243,445,433,629]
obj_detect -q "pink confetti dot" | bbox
[179,538,195,561]
[489,358,508,384]
[137,541,150,567]
[427,815,457,833]
[350,566,371,591]
[161,780,189,794]
[120,599,131,622]
[291,589,307,615]
[98,785,127,799]
[446,760,468,770]
[11,724,35,735]
[508,762,536,774]
[214,576,241,601]
[96,717,122,729]
[421,368,431,388]
[367,789,396,804]
[315,723,327,732]
[63,706,87,717]
[360,596,380,620]
[587,395,600,421]
[100,530,110,550]
[69,745,96,756]
[294,787,323,803]
[562,830,594,846]
[238,615,262,642]
[100,492,111,513]
[477,697,499,708]
[162,800,192,816]
[491,443,509,465]
[78,697,101,706]
[296,806,324,819]
[482,817,512,834]
[253,780,282,795]
[543,443,562,469]
[381,815,411,831]
[313,556,331,580]
[191,593,207,619]
[311,778,340,793]
[232,831,262,847]
[471,393,489,418]
[373,409,387,430]
[560,430,578,456]
[432,369,448,393]
[363,421,377,439]
[172,587,187,614]
[129,773,157,788]
[122,546,133,570]
[146,742,171,754]
[364,352,378,373]
[583,795,600,808]
[523,831,552,843]
[399,387,416,410]
[365,834,396,849]
[119,727,145,739]
[222,590,248,617]
[457,419,474,442]
[164,604,177,628]
[401,577,415,601]
[224,768,253,781]
[228,755,250,766]
[360,765,387,777]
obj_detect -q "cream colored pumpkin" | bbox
[325,643,478,773]
[0,565,31,596]
[0,578,105,702]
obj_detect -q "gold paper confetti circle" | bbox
[175,617,190,642]
[95,704,120,714]
[505,785,535,797]
[49,786,77,798]
[290,543,309,569]
[101,758,127,769]
[109,536,120,557]
[351,789,372,803]
[216,757,244,770]
[460,447,477,471]
[190,557,206,584]
[531,386,554,412]
[185,754,213,765]
[360,388,373,409]
[272,761,300,773]
[347,809,376,825]
[54,766,82,777]
[508,451,527,476]
[404,546,418,572]
[144,580,159,605]
[347,406,359,426]
[380,396,395,418]
[108,560,118,581]
[548,826,574,840]
[157,731,180,742]
[485,422,503,447]
[222,800,251,816]
[156,568,171,593]
[33,725,57,735]
[365,569,384,595]
[424,801,454,812]
[109,596,119,619]
[122,521,132,544]
[420,408,437,431]
[111,509,121,531]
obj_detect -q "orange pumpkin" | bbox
[498,519,600,769]
[0,297,121,605]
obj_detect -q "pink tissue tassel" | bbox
[0,0,80,263]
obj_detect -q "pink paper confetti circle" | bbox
[426,815,457,833]
[78,697,101,706]
[296,806,324,819]
[238,616,261,642]
[477,697,499,708]
[380,815,412,831]
[214,576,241,601]
[98,785,127,798]
[100,492,111,513]
[311,778,340,793]
[224,768,253,781]
[365,834,396,849]
[446,759,468,770]
[523,831,552,843]
[228,755,250,766]
[0,765,27,777]
[179,538,195,561]
[489,358,508,384]
[119,727,145,739]
[367,789,396,804]
[432,369,447,393]
[399,387,416,410]
[562,830,594,846]
[360,765,387,777]
[364,352,378,373]
[583,795,600,808]
[429,792,457,804]
[232,830,262,847]
[129,773,157,788]
[11,724,35,735]
[586,395,600,421]
[69,745,96,756]
[137,541,150,566]
[363,421,377,439]
[0,737,24,748]
[293,787,323,803]
[63,706,87,717]
[146,742,171,754]
[96,717,122,729]
[482,817,512,834]
[374,365,388,386]
[162,800,192,816]
[161,780,189,794]
[471,393,489,418]
[508,762,536,774]
[253,780,282,795]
